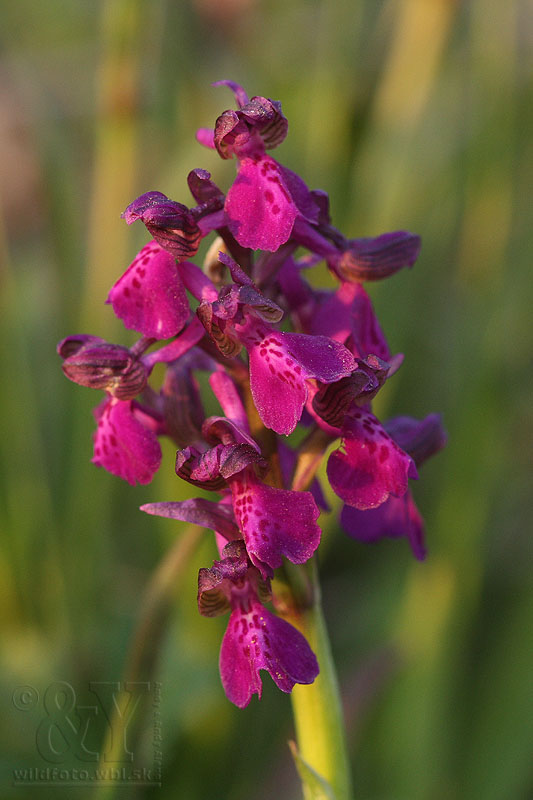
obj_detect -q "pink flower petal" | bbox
[230,471,321,575]
[195,127,216,149]
[225,156,301,251]
[92,398,161,486]
[327,410,417,510]
[107,241,190,338]
[220,600,319,708]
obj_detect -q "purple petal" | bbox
[107,241,190,338]
[330,231,421,282]
[217,251,253,286]
[178,260,218,302]
[238,319,356,435]
[92,399,161,486]
[213,79,250,108]
[341,492,426,560]
[327,410,417,510]
[187,169,223,204]
[384,414,447,467]
[196,127,216,149]
[209,371,249,431]
[281,332,356,382]
[230,472,321,575]
[142,317,205,370]
[220,599,319,707]
[311,282,358,343]
[247,343,306,435]
[140,498,239,539]
[225,156,300,251]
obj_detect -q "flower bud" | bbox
[122,191,202,260]
[61,342,147,400]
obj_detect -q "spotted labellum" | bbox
[58,80,445,708]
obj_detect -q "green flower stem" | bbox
[283,559,353,800]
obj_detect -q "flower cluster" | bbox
[59,81,445,708]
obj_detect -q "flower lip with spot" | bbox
[194,539,319,708]
[107,240,191,339]
[236,317,357,435]
[327,409,418,511]
[224,155,319,252]
[92,398,162,486]
[229,468,321,578]
[220,593,319,708]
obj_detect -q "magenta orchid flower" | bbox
[198,541,319,708]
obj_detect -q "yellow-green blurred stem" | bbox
[284,560,353,800]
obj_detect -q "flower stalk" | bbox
[284,560,353,800]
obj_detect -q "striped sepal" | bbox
[196,303,242,358]
[331,231,421,282]
[197,577,231,618]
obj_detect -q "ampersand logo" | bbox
[35,683,99,763]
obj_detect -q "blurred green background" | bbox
[1,1,532,798]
